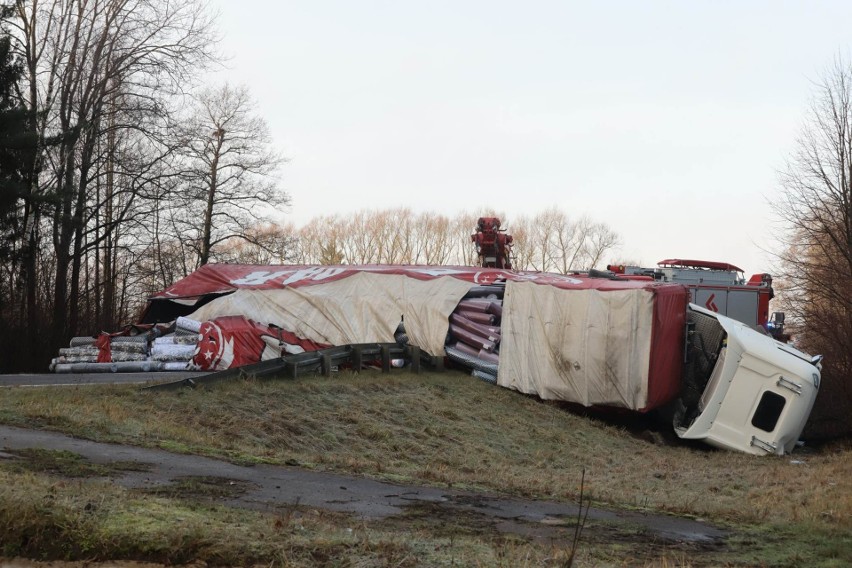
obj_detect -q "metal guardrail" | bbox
[143,343,443,392]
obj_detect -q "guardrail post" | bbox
[380,344,391,373]
[285,361,297,379]
[352,345,363,372]
[321,353,333,376]
[408,345,420,373]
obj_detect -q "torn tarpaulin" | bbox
[192,316,329,371]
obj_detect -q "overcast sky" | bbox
[207,1,851,276]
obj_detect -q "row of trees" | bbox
[0,0,286,371]
[217,208,619,271]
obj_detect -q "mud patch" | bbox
[577,521,731,566]
[140,475,258,500]
[0,448,150,478]
[386,501,502,538]
[377,499,730,566]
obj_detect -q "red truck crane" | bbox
[471,217,514,269]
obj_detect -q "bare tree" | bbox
[366,209,395,264]
[339,211,375,264]
[6,0,216,360]
[550,209,581,274]
[775,56,852,437]
[583,218,621,269]
[509,216,534,271]
[170,83,287,267]
[387,208,417,263]
[216,222,298,264]
[525,209,560,272]
[415,212,453,265]
[297,214,346,264]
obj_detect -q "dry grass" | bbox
[0,464,709,567]
[0,369,849,566]
[0,466,518,566]
[2,370,846,527]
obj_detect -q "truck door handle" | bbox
[776,376,803,395]
[750,436,777,453]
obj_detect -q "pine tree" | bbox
[0,18,32,261]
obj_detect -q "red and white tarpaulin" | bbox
[192,315,329,371]
[185,272,474,356]
[146,264,687,411]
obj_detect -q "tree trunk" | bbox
[200,131,222,266]
[69,121,100,337]
[101,115,116,330]
[52,133,78,353]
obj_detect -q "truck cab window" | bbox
[752,391,786,432]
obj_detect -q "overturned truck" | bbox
[85,264,825,455]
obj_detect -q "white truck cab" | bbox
[674,305,820,455]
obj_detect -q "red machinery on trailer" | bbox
[471,217,514,269]
[606,259,787,341]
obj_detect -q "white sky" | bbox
[207,0,851,276]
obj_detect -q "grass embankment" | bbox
[0,370,849,566]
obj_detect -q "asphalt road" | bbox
[0,371,208,387]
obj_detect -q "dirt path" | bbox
[0,424,725,545]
